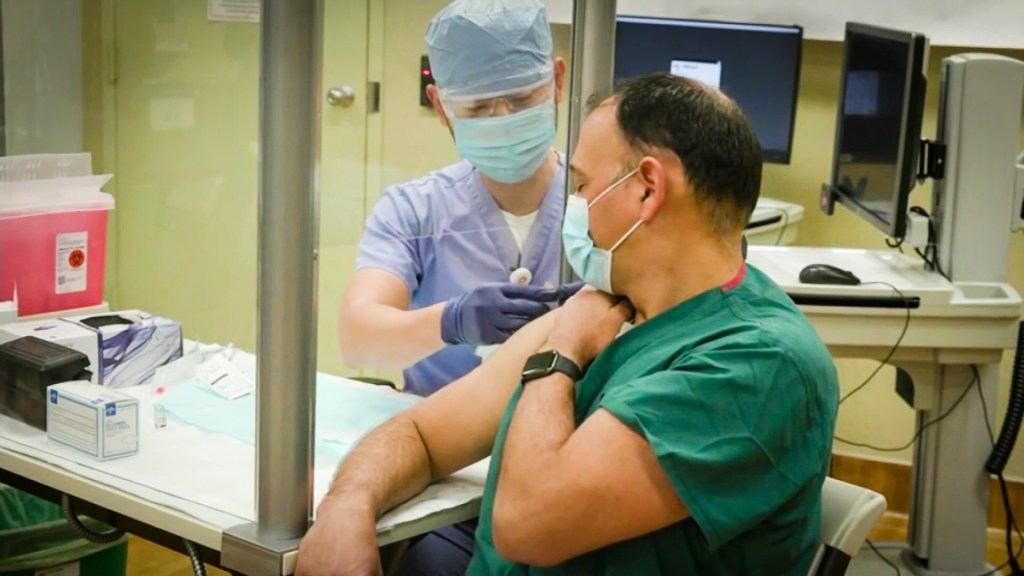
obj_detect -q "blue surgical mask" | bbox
[562,168,643,294]
[451,99,556,184]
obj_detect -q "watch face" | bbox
[522,351,557,379]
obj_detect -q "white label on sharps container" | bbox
[56,232,88,294]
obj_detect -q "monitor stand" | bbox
[842,52,1024,576]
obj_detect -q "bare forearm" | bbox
[496,373,576,508]
[322,415,434,519]
[339,302,446,371]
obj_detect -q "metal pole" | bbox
[0,2,6,156]
[560,0,617,283]
[256,0,321,539]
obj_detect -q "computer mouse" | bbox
[798,263,861,286]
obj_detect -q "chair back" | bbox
[807,476,888,576]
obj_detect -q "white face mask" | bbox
[561,168,643,294]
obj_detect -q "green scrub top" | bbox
[467,264,839,576]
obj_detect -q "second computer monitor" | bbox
[829,22,929,240]
[614,16,803,164]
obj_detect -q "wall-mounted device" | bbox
[420,55,435,108]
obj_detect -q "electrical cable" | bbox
[976,335,1024,576]
[183,538,208,576]
[851,354,1023,573]
[886,236,905,251]
[865,540,1024,576]
[908,206,950,280]
[985,322,1024,476]
[835,368,977,452]
[774,207,790,246]
[60,493,126,544]
[846,291,1020,573]
[62,492,207,576]
[994,475,1024,576]
[866,539,901,575]
[838,282,912,406]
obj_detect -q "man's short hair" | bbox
[598,74,762,235]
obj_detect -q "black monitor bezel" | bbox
[613,15,804,164]
[829,21,928,240]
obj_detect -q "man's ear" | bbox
[426,85,450,130]
[636,156,667,223]
[553,58,567,104]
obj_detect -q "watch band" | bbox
[521,350,583,384]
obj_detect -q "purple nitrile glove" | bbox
[441,282,561,346]
[555,281,585,305]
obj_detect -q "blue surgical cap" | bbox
[425,0,553,99]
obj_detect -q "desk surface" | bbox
[2,246,1020,576]
[748,246,1021,361]
[0,349,489,573]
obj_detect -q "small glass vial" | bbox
[154,405,167,430]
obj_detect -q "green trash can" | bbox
[0,485,128,576]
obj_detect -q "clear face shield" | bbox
[439,75,555,120]
[437,71,558,184]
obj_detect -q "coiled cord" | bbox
[60,493,126,544]
[986,321,1024,475]
[183,538,208,576]
[983,322,1024,575]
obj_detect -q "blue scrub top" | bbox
[355,154,566,396]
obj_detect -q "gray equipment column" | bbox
[256,0,322,539]
[560,0,617,283]
[905,53,1024,575]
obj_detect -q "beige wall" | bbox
[107,0,261,355]
[83,2,1024,479]
[377,15,1024,478]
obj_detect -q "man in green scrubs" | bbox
[296,73,839,576]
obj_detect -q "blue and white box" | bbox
[64,310,183,389]
[47,380,138,460]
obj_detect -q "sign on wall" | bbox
[208,0,260,23]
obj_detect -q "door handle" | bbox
[326,85,356,107]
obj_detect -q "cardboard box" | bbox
[47,380,138,460]
[0,319,99,384]
[63,310,182,389]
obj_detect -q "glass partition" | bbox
[0,0,264,528]
[0,0,580,556]
[317,0,575,392]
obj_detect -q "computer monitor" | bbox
[828,22,929,239]
[614,16,803,164]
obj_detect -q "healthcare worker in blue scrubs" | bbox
[338,0,578,397]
